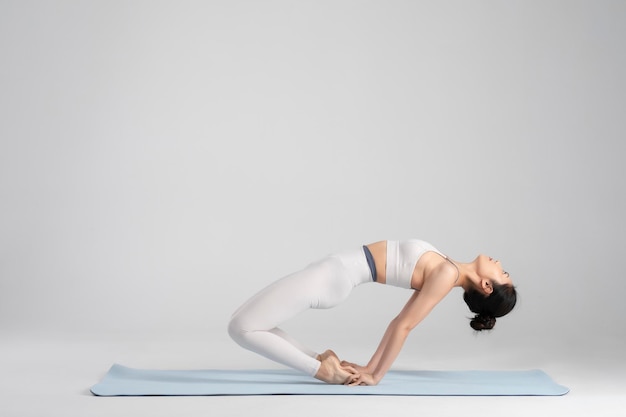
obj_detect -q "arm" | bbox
[341,315,400,374]
[348,271,455,386]
[364,315,401,372]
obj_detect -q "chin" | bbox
[476,254,489,264]
[475,254,490,273]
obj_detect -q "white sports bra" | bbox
[385,239,447,289]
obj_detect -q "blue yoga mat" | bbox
[91,364,569,396]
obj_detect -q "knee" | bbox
[227,315,248,346]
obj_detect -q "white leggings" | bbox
[228,247,373,376]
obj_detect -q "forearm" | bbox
[354,280,452,386]
[365,317,398,371]
[371,323,410,383]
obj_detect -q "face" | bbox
[475,254,513,292]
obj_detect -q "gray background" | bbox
[1,1,625,416]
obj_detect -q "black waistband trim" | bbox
[362,245,377,282]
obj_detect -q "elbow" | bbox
[394,319,415,335]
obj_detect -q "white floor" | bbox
[2,332,625,417]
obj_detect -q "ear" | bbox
[481,279,494,295]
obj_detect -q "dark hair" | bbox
[463,283,517,331]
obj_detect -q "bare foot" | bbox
[316,349,339,362]
[314,355,356,385]
[340,360,370,374]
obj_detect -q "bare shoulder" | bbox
[424,256,458,289]
[438,260,459,281]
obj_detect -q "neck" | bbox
[449,259,480,292]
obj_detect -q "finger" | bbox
[344,374,360,386]
[344,375,356,385]
[341,365,358,374]
[348,377,362,386]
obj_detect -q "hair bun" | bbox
[470,314,496,331]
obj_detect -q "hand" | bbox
[345,372,379,386]
[340,360,371,374]
[314,355,358,385]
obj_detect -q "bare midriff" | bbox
[365,241,388,284]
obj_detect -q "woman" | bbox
[228,239,517,386]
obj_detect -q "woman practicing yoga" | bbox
[228,239,516,386]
